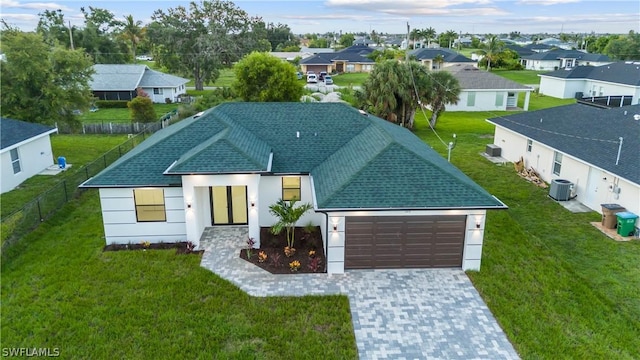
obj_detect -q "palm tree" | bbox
[424,27,437,48]
[478,34,504,71]
[269,199,313,249]
[444,30,458,48]
[120,15,144,61]
[361,60,414,126]
[433,54,445,70]
[423,70,461,128]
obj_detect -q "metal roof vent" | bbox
[358,109,368,117]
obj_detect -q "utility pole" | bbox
[406,22,410,62]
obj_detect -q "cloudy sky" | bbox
[1,0,638,35]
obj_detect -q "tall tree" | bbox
[339,33,355,47]
[440,30,458,48]
[36,9,72,47]
[424,27,437,47]
[147,0,268,91]
[232,52,303,102]
[604,30,640,60]
[264,22,298,51]
[0,29,94,129]
[423,71,461,128]
[120,15,145,61]
[78,6,128,63]
[478,34,504,71]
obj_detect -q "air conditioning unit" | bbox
[549,179,573,201]
[485,144,501,157]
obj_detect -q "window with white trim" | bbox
[526,139,533,152]
[553,151,562,175]
[134,189,166,222]
[10,148,21,174]
[153,88,162,95]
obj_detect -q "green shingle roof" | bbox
[83,102,504,209]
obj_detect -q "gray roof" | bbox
[522,49,609,62]
[83,102,505,210]
[540,62,640,86]
[444,65,532,90]
[300,45,375,65]
[410,48,475,63]
[90,64,188,91]
[488,104,640,185]
[1,118,56,150]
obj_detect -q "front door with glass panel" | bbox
[210,186,248,225]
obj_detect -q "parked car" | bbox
[135,55,153,61]
[306,70,315,75]
[319,71,328,81]
[307,74,318,83]
[324,75,333,85]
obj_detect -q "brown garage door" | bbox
[345,215,466,269]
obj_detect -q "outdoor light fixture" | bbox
[186,202,192,209]
[250,201,255,208]
[475,219,482,228]
[333,224,338,231]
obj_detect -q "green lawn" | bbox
[493,69,550,85]
[0,134,129,218]
[456,47,481,58]
[79,104,180,124]
[414,107,640,359]
[0,192,357,359]
[331,72,369,87]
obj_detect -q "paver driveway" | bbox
[200,226,519,360]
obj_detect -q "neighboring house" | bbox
[269,52,313,61]
[90,64,189,104]
[538,62,640,105]
[410,48,475,70]
[488,103,640,215]
[523,43,553,53]
[444,65,533,111]
[520,49,610,71]
[81,102,506,274]
[1,118,58,194]
[300,45,376,74]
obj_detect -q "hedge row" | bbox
[95,100,129,108]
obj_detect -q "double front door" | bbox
[210,186,247,225]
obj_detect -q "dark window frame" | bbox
[10,148,21,174]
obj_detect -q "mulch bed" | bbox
[239,227,326,274]
[103,241,203,255]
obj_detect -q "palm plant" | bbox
[120,15,145,61]
[433,54,445,70]
[424,27,436,48]
[269,199,312,249]
[478,34,504,71]
[361,59,413,126]
[423,70,461,128]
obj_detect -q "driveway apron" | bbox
[200,226,519,360]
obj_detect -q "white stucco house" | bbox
[81,103,507,274]
[90,64,189,103]
[1,118,58,194]
[538,62,640,105]
[444,65,533,111]
[488,103,640,217]
[409,48,476,70]
[521,49,610,71]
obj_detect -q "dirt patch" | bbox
[103,241,203,255]
[239,227,326,274]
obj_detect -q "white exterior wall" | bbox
[141,85,187,104]
[1,134,55,194]
[181,174,261,248]
[493,126,640,215]
[525,59,560,71]
[99,187,186,244]
[583,80,640,104]
[258,175,324,226]
[448,90,507,112]
[539,77,585,98]
[325,209,488,274]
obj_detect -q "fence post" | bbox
[85,166,89,179]
[119,146,122,157]
[103,154,107,168]
[63,180,68,202]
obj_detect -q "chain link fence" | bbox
[1,132,147,252]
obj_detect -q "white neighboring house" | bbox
[90,64,189,104]
[81,102,507,274]
[1,118,58,194]
[521,49,610,71]
[444,65,533,112]
[538,62,640,105]
[488,103,640,217]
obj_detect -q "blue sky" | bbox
[2,0,639,35]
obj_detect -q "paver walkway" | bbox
[200,226,519,360]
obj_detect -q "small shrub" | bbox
[308,250,316,258]
[284,246,296,257]
[271,252,282,268]
[308,257,322,272]
[127,96,156,123]
[245,237,256,259]
[289,260,301,272]
[185,241,195,253]
[165,97,173,104]
[141,240,151,249]
[303,221,316,234]
[95,100,129,108]
[258,251,268,263]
